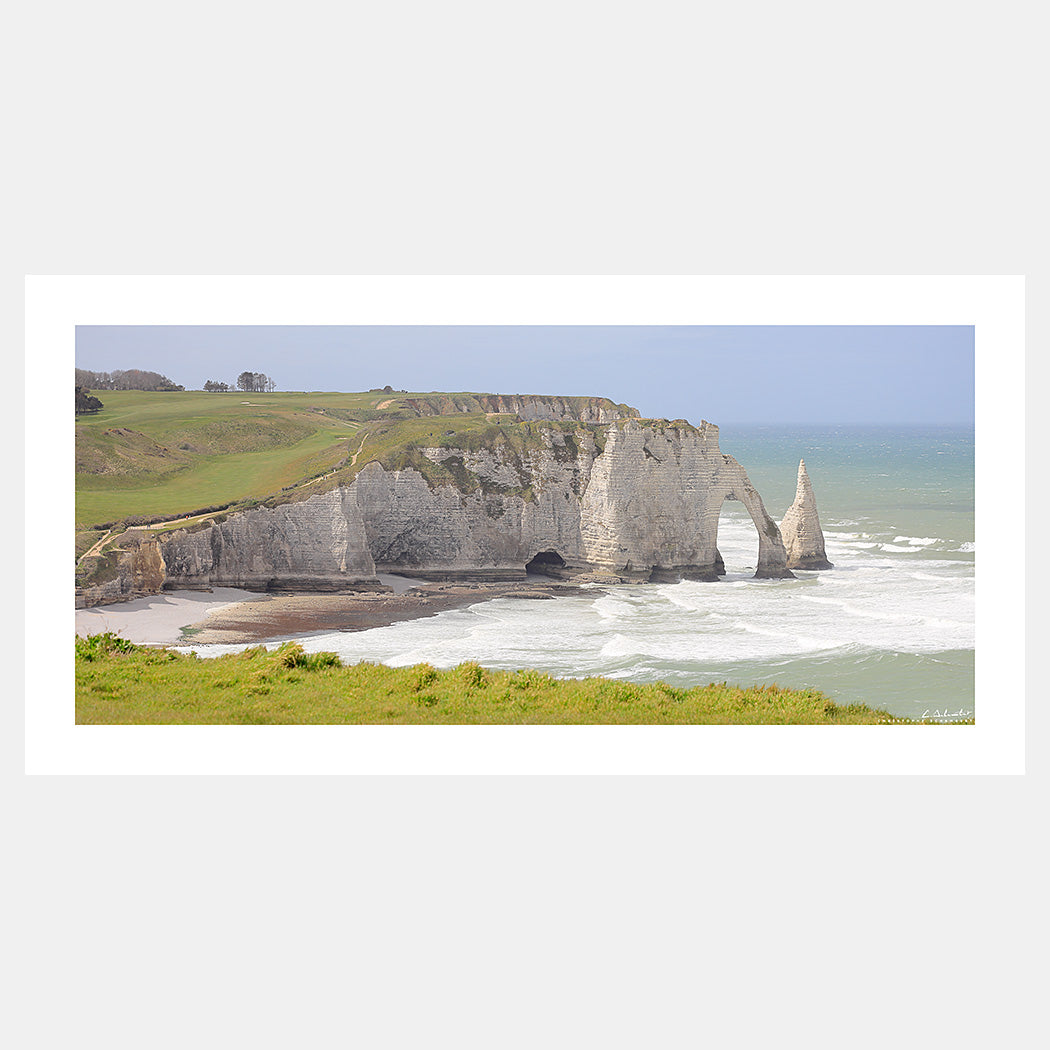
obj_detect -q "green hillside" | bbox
[77,390,361,525]
[75,389,528,527]
[75,389,645,529]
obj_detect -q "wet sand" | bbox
[182,580,584,645]
[76,577,587,647]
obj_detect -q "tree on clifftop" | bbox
[75,386,103,414]
[75,367,183,391]
[237,371,276,392]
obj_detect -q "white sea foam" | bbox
[599,633,647,659]
[894,536,941,546]
[593,593,642,619]
[229,534,975,676]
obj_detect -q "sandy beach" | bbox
[74,587,273,644]
[75,577,585,647]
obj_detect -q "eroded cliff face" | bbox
[75,534,167,608]
[400,394,639,424]
[473,395,638,424]
[77,417,797,606]
[578,420,792,581]
[155,488,375,592]
[352,427,596,577]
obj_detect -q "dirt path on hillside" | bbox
[288,430,370,490]
[349,431,368,466]
[127,509,226,536]
[77,529,112,566]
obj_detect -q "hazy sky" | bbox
[75,325,974,425]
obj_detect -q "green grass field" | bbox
[75,390,389,525]
[74,633,928,725]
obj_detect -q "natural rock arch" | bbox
[714,468,795,580]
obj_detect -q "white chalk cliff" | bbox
[77,405,814,606]
[779,458,833,570]
[401,394,638,424]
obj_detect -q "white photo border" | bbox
[27,274,1022,774]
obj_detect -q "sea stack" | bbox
[780,459,833,570]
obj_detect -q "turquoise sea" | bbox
[188,425,977,721]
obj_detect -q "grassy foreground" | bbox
[75,633,916,725]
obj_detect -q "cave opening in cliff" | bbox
[525,550,566,577]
